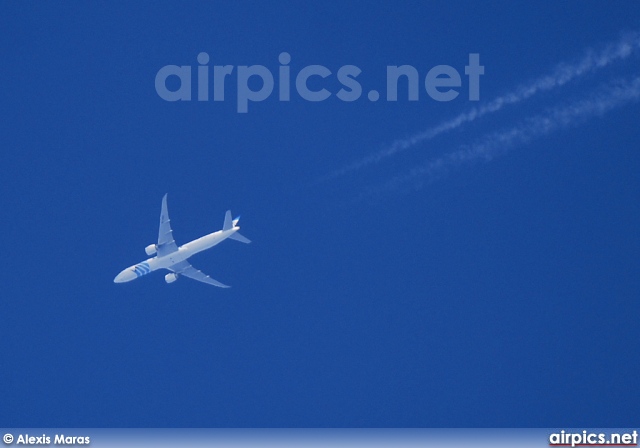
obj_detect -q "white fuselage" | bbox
[114,228,238,283]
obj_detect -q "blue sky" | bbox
[1,2,639,427]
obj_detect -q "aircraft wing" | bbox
[157,194,179,257]
[170,260,230,288]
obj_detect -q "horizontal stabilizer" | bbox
[228,231,251,244]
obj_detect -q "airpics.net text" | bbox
[154,52,484,113]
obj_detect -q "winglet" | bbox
[223,210,233,230]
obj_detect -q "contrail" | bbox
[327,31,640,181]
[362,75,640,197]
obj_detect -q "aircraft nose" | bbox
[114,268,136,283]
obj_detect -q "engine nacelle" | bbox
[165,273,178,284]
[145,244,157,256]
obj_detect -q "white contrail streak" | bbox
[327,31,640,180]
[365,75,640,196]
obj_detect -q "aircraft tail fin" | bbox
[223,210,251,243]
[223,210,233,231]
[228,232,251,244]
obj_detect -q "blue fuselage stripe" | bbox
[134,262,151,277]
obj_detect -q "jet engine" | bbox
[145,244,157,256]
[165,273,178,284]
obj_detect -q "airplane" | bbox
[114,194,250,287]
